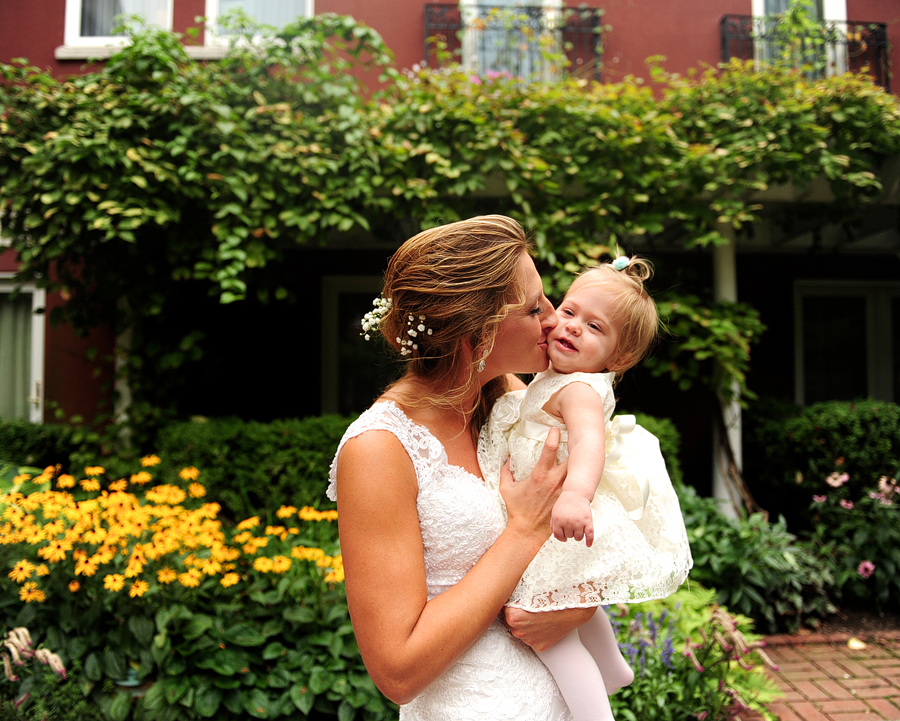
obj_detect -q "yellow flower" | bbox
[179,467,200,481]
[130,471,152,485]
[178,569,202,588]
[38,539,72,563]
[252,557,274,573]
[80,479,101,492]
[271,556,292,574]
[236,516,260,531]
[9,560,36,583]
[84,466,105,476]
[145,484,186,505]
[36,564,50,576]
[265,525,288,540]
[69,580,80,593]
[75,556,99,577]
[129,580,149,598]
[141,455,161,467]
[103,574,125,592]
[188,482,206,498]
[19,582,46,603]
[108,479,128,492]
[220,572,240,588]
[157,568,177,584]
[276,505,297,519]
[13,474,31,483]
[56,474,75,489]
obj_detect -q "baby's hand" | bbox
[550,491,594,547]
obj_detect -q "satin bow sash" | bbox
[513,413,650,520]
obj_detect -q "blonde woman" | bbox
[328,216,591,720]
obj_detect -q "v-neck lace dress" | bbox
[328,402,573,721]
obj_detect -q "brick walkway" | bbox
[739,631,900,721]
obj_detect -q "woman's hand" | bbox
[503,606,597,652]
[499,428,567,545]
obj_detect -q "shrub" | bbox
[0,461,394,721]
[610,585,781,721]
[804,472,900,611]
[149,415,354,522]
[745,398,900,529]
[679,485,834,633]
[0,421,78,473]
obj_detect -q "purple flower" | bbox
[840,499,854,509]
[858,560,875,579]
[813,495,827,503]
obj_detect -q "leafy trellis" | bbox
[1,15,898,454]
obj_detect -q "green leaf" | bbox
[193,682,223,718]
[224,623,268,646]
[129,615,156,647]
[84,652,103,681]
[162,675,191,704]
[289,684,315,715]
[108,691,132,721]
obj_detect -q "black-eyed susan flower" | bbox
[178,569,202,588]
[187,482,206,498]
[56,474,75,489]
[179,467,200,481]
[252,557,274,573]
[84,466,105,477]
[157,568,177,584]
[236,516,259,531]
[220,572,240,588]
[271,556,292,574]
[103,574,125,592]
[129,580,149,598]
[68,580,80,592]
[276,505,297,519]
[140,455,161,467]
[80,479,101,492]
[19,582,45,603]
[8,560,36,583]
[129,471,152,485]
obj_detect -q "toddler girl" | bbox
[478,256,693,721]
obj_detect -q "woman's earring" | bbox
[477,348,489,373]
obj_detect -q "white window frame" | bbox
[202,0,315,47]
[0,275,46,423]
[793,279,899,405]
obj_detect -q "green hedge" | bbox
[0,420,78,472]
[744,398,900,529]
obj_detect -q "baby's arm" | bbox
[546,381,607,547]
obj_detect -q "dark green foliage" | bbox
[155,415,354,521]
[745,398,900,529]
[679,484,835,633]
[0,662,104,721]
[0,420,78,470]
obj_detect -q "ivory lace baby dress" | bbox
[328,402,574,721]
[477,369,693,611]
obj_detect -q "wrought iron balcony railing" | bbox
[424,3,604,81]
[721,14,890,92]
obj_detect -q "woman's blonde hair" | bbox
[377,215,532,435]
[568,257,659,377]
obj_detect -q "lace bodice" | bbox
[328,402,573,721]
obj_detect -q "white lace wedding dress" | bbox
[328,402,573,721]
[477,370,693,611]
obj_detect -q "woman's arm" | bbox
[335,428,566,704]
[503,606,598,652]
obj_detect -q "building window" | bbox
[320,276,401,416]
[203,0,315,44]
[64,0,173,47]
[0,278,45,422]
[424,2,603,81]
[794,280,900,405]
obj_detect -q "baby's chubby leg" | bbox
[536,630,614,721]
[577,610,634,694]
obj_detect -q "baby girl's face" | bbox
[547,284,624,374]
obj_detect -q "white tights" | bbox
[534,610,634,721]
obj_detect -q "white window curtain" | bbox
[0,293,33,421]
[218,0,309,28]
[78,0,170,37]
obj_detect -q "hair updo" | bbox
[568,256,659,375]
[376,215,533,432]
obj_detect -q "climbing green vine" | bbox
[1,14,898,435]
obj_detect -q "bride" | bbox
[328,216,593,719]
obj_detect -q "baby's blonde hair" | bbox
[567,257,658,375]
[378,215,533,435]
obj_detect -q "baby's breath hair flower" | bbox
[611,256,630,271]
[361,296,392,340]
